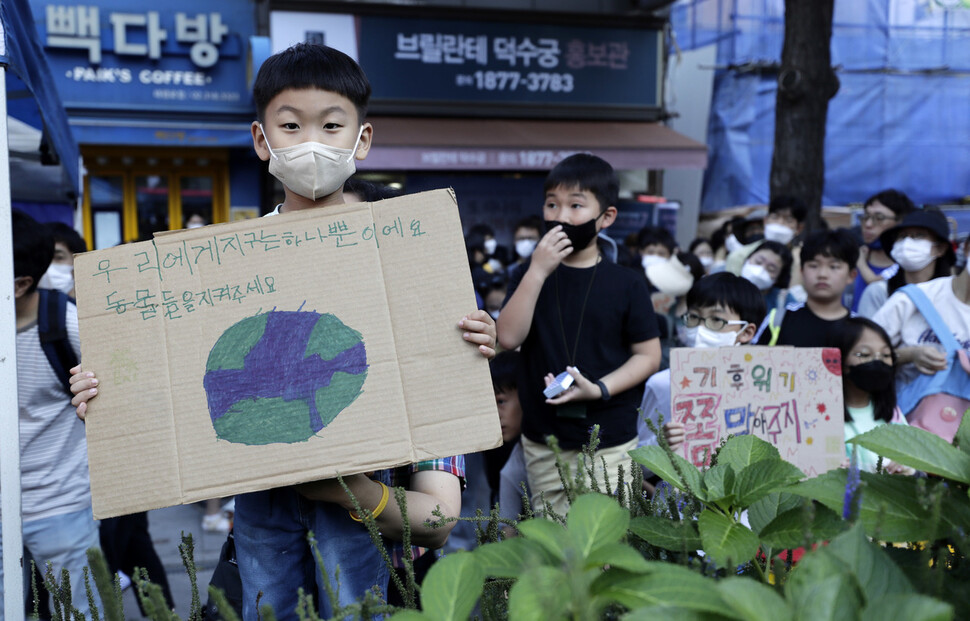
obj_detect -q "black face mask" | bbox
[545,214,602,251]
[846,360,894,393]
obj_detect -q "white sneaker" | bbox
[118,571,132,591]
[202,513,231,533]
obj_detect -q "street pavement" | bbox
[117,503,226,620]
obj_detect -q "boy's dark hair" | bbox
[751,240,794,289]
[343,177,400,202]
[686,272,766,326]
[45,222,87,254]
[826,316,897,423]
[677,251,705,283]
[514,215,543,234]
[709,225,727,252]
[800,228,860,268]
[543,153,618,212]
[13,210,54,294]
[253,43,371,124]
[863,188,916,218]
[769,195,808,223]
[468,223,495,239]
[489,350,520,394]
[637,226,677,253]
[465,230,487,266]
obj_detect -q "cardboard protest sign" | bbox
[74,189,501,518]
[668,346,844,477]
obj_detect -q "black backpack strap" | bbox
[37,288,78,395]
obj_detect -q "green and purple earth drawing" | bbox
[203,310,367,445]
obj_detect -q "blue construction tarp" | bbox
[671,0,970,212]
[1,0,80,202]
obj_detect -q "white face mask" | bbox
[891,237,937,272]
[725,234,743,253]
[764,222,795,245]
[641,254,667,273]
[484,238,498,256]
[741,261,776,291]
[677,324,697,346]
[187,222,205,229]
[260,124,363,201]
[698,256,714,269]
[39,263,74,295]
[690,324,743,348]
[515,239,537,259]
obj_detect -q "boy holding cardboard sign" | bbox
[71,43,496,619]
[648,272,766,451]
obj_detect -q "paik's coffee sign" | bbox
[29,0,255,114]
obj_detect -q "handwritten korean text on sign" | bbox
[669,347,844,478]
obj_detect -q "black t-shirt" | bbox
[759,303,851,347]
[504,259,659,450]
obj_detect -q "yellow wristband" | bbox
[350,481,390,523]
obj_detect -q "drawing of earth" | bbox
[203,311,367,445]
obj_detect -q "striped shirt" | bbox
[13,299,92,521]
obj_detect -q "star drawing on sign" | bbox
[680,376,692,389]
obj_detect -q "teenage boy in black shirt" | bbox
[497,154,661,517]
[756,229,859,347]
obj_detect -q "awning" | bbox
[1,0,81,202]
[69,116,255,148]
[360,117,708,171]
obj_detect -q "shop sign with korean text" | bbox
[74,189,501,518]
[270,11,662,120]
[28,0,254,114]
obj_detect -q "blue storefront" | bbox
[27,0,267,247]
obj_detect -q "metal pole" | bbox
[0,64,26,621]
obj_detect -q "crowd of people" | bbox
[9,40,970,620]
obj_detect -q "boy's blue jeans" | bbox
[0,505,101,620]
[234,487,389,621]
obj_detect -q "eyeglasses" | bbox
[860,213,897,225]
[681,312,747,331]
[850,351,894,363]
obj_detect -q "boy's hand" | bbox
[459,310,497,360]
[543,366,599,404]
[528,225,572,279]
[884,460,916,476]
[663,422,686,452]
[69,365,99,421]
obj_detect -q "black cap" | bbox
[879,209,954,263]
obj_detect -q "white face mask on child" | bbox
[890,237,937,272]
[740,262,776,291]
[764,222,795,245]
[260,124,363,201]
[641,254,667,274]
[689,325,743,348]
[39,263,74,294]
[515,239,537,259]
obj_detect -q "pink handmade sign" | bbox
[669,346,845,477]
